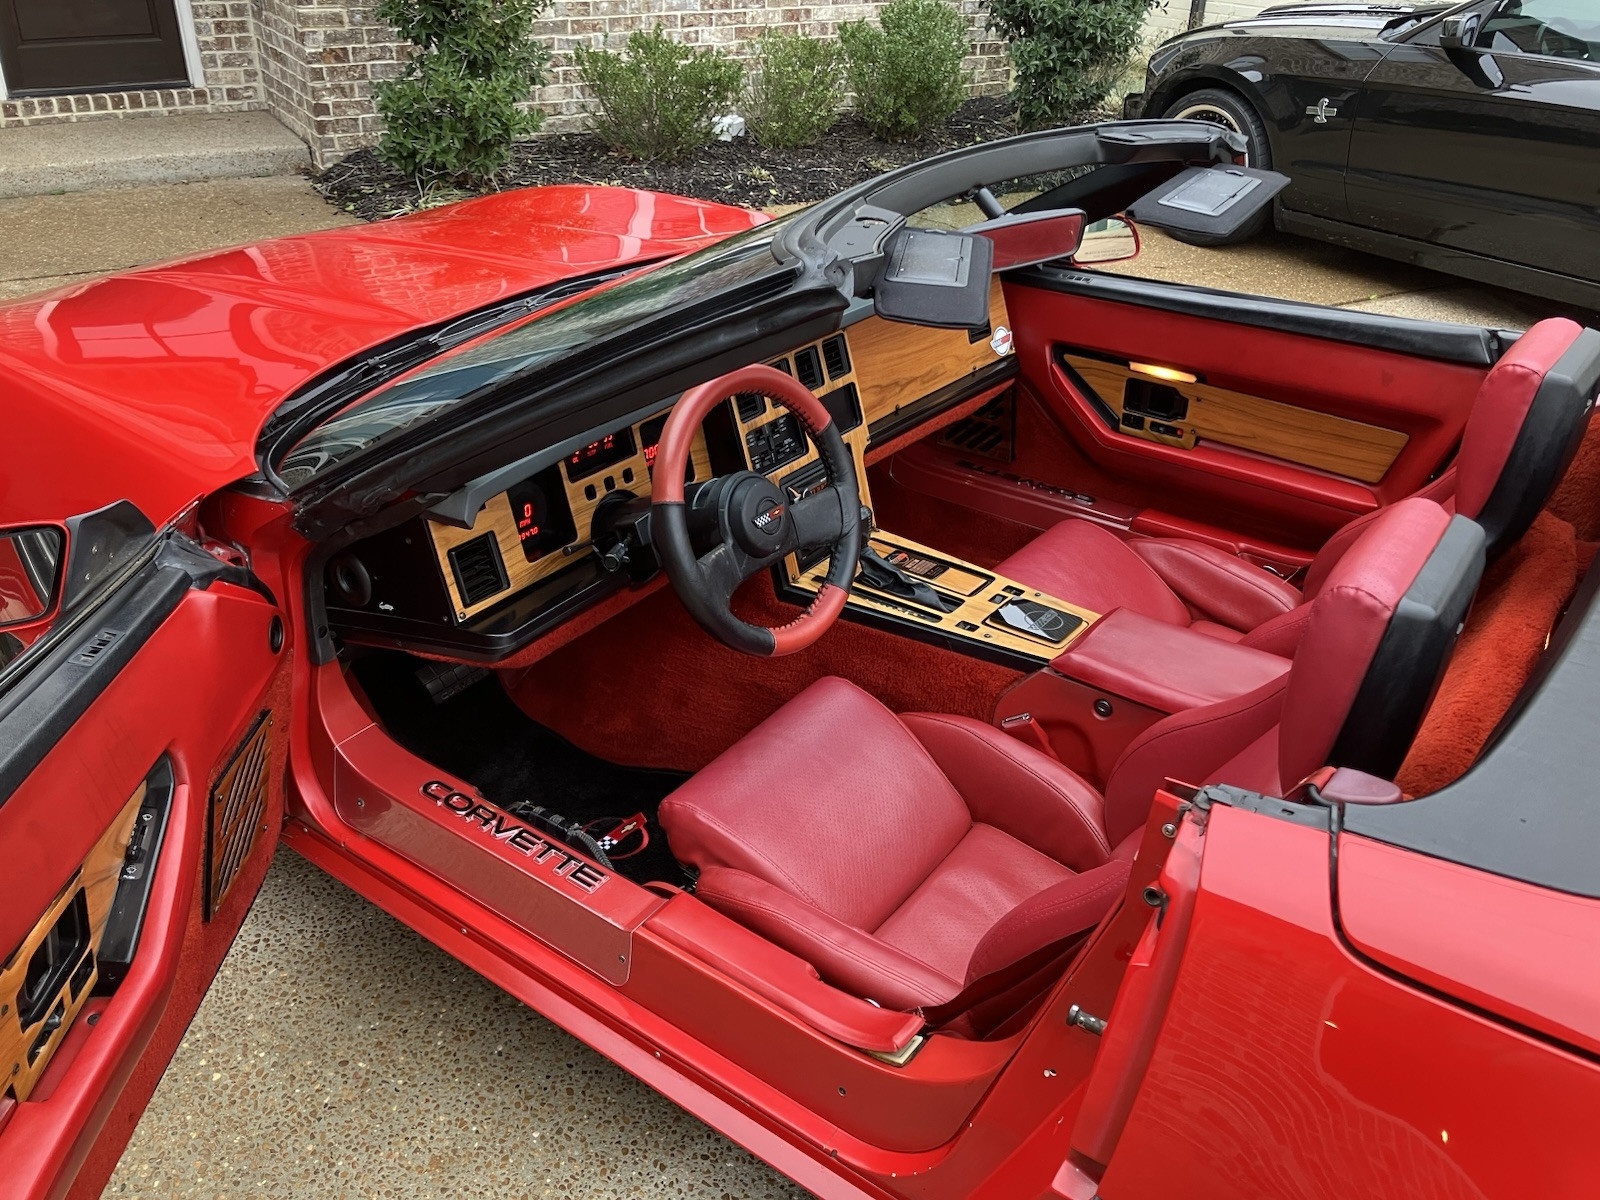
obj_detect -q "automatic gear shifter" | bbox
[854,546,962,613]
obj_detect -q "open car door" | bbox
[0,502,288,1200]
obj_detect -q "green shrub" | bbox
[988,0,1159,130]
[839,0,970,141]
[744,31,844,149]
[573,26,743,161]
[374,0,551,183]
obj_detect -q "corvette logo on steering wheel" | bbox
[753,502,786,533]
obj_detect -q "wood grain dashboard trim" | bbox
[1062,351,1409,485]
[850,279,1012,432]
[429,414,712,621]
[428,285,1014,626]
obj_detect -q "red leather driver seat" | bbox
[998,317,1596,654]
[660,497,1484,1015]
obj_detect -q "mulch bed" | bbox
[315,96,1030,221]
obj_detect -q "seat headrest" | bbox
[1458,318,1599,555]
[1280,499,1485,787]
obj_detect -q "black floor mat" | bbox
[350,653,692,886]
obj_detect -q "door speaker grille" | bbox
[205,710,272,921]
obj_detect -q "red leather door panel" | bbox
[0,561,286,1200]
[1003,278,1490,548]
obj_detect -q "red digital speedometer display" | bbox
[638,413,694,483]
[506,466,577,562]
[563,428,636,482]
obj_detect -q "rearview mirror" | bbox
[1440,11,1481,50]
[1073,216,1141,265]
[963,209,1086,271]
[0,525,64,627]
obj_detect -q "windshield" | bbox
[276,213,796,491]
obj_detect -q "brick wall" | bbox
[261,0,1009,166]
[0,0,1008,165]
[536,0,1008,134]
[1144,0,1276,41]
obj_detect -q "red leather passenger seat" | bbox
[660,498,1483,1014]
[999,318,1595,654]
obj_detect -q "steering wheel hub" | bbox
[728,475,790,556]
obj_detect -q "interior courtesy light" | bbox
[1129,361,1199,384]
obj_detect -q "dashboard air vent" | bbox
[735,392,767,422]
[794,346,824,392]
[768,357,792,376]
[821,335,851,380]
[449,533,509,609]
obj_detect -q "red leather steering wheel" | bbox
[652,363,861,656]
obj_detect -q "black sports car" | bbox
[1125,1,1600,308]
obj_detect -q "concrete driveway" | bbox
[1100,225,1565,330]
[0,178,1564,1199]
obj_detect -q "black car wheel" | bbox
[1163,88,1273,246]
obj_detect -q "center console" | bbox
[786,530,1098,664]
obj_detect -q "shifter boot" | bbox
[855,546,962,613]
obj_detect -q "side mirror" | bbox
[964,209,1086,271]
[1073,216,1141,266]
[0,525,64,627]
[1440,11,1481,50]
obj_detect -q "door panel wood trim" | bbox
[1061,351,1410,484]
[1,785,143,1103]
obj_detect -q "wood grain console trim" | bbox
[1062,352,1409,484]
[792,530,1098,663]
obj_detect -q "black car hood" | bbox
[1165,1,1453,45]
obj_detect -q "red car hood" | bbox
[4,186,765,527]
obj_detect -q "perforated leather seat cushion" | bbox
[659,677,1127,1010]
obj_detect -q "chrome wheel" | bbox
[1169,101,1250,164]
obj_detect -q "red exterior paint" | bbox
[1,186,763,526]
[7,181,1599,1200]
[1101,804,1600,1199]
[1336,832,1600,1058]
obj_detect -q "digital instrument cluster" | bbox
[506,466,577,562]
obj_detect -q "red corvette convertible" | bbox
[4,121,1600,1200]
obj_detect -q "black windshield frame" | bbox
[273,215,802,497]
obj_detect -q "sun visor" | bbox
[1126,165,1289,240]
[872,226,993,330]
